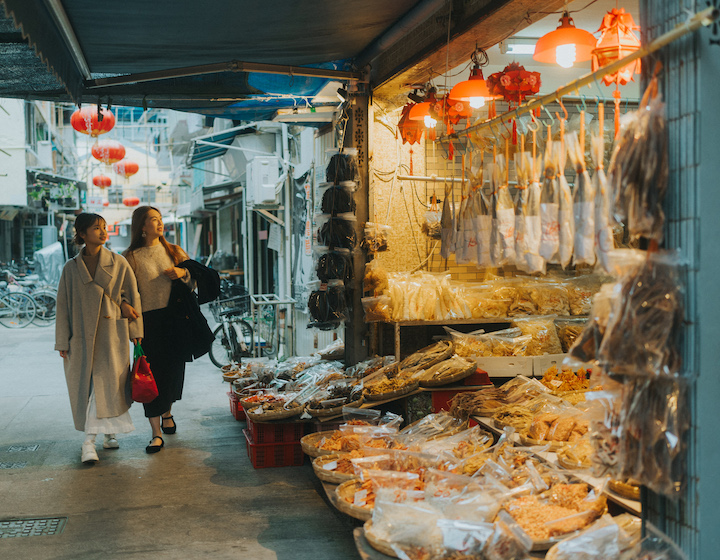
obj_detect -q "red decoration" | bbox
[92,175,112,189]
[92,140,126,164]
[592,8,641,86]
[102,201,110,207]
[122,197,140,207]
[71,106,115,137]
[398,103,425,145]
[113,160,139,178]
[487,63,542,104]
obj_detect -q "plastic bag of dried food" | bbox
[566,275,605,316]
[315,248,353,283]
[591,131,614,273]
[491,155,516,267]
[513,316,563,356]
[483,511,533,560]
[540,139,561,262]
[566,282,619,366]
[437,519,495,556]
[608,77,669,242]
[308,280,348,330]
[475,179,494,268]
[525,171,545,274]
[507,278,537,317]
[441,184,456,260]
[597,251,684,377]
[316,214,357,250]
[422,195,443,239]
[545,514,641,560]
[361,222,391,253]
[567,131,596,266]
[515,151,544,274]
[362,296,392,322]
[558,134,575,269]
[364,259,389,294]
[556,318,589,353]
[326,150,359,184]
[320,183,356,214]
[530,279,570,316]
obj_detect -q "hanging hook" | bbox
[556,98,568,121]
[527,112,540,132]
[488,121,501,146]
[541,105,555,127]
[579,93,588,112]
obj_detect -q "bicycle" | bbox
[1,269,57,326]
[0,286,37,328]
[208,293,256,369]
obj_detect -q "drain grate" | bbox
[0,462,27,469]
[6,445,40,453]
[0,517,67,538]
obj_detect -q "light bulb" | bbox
[469,97,486,109]
[556,43,576,68]
[424,115,437,128]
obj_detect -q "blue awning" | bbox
[186,124,257,166]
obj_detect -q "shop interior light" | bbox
[449,47,498,109]
[499,39,536,56]
[408,102,437,128]
[533,11,596,68]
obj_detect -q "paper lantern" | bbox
[534,12,596,68]
[71,106,115,137]
[122,197,140,207]
[487,63,541,105]
[592,8,641,86]
[113,160,139,178]
[92,175,112,189]
[92,140,126,164]
[102,201,110,207]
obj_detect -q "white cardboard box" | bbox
[474,356,534,378]
[532,354,569,377]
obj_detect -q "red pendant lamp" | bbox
[92,175,112,189]
[449,47,499,109]
[71,106,115,137]
[122,196,140,207]
[533,11,596,68]
[92,140,126,164]
[113,160,139,179]
[408,87,439,128]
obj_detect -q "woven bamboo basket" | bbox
[311,453,356,484]
[419,362,477,388]
[364,381,419,402]
[556,448,593,470]
[300,430,339,457]
[306,396,364,417]
[608,479,641,500]
[398,341,453,371]
[518,430,570,451]
[363,521,398,558]
[334,479,373,521]
[245,404,303,423]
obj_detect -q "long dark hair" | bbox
[73,213,106,246]
[126,205,184,265]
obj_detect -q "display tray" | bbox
[365,382,420,402]
[245,404,303,422]
[335,479,373,521]
[363,521,397,558]
[556,448,592,471]
[300,430,340,458]
[608,479,641,500]
[306,396,364,417]
[312,453,356,484]
[518,430,571,451]
[419,363,477,388]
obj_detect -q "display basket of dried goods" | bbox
[365,381,419,402]
[312,453,357,484]
[335,479,373,521]
[363,521,398,558]
[300,430,338,457]
[418,358,478,388]
[306,396,364,417]
[245,402,303,423]
[491,406,534,432]
[556,441,594,470]
[518,430,570,451]
[608,479,641,500]
[398,340,454,372]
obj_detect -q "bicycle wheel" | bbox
[32,289,57,326]
[209,325,233,369]
[0,293,37,328]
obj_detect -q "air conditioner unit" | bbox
[36,140,53,170]
[246,156,280,204]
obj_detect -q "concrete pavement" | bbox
[0,324,360,559]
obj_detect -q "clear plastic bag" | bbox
[440,185,456,260]
[362,222,391,253]
[567,131,596,266]
[326,150,359,184]
[308,280,348,329]
[320,183,356,214]
[513,316,563,356]
[530,280,570,316]
[475,183,493,268]
[362,295,392,322]
[591,131,614,273]
[491,155,516,267]
[437,519,495,556]
[540,139,561,263]
[545,514,639,560]
[315,215,357,250]
[314,248,353,283]
[364,259,388,294]
[558,138,575,269]
[483,510,533,560]
[422,194,443,240]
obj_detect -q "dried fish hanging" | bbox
[455,156,470,264]
[475,164,493,268]
[592,103,614,273]
[513,138,529,273]
[539,128,560,263]
[557,116,575,269]
[525,130,544,274]
[490,147,503,267]
[607,74,669,242]
[460,155,479,265]
[567,118,596,266]
[440,182,455,259]
[493,145,516,267]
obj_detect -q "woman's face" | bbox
[80,219,107,248]
[142,209,163,241]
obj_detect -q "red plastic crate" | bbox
[243,429,305,468]
[463,368,492,386]
[431,388,481,413]
[246,416,306,443]
[228,392,245,421]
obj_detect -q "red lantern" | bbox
[92,175,112,189]
[71,106,115,137]
[122,197,140,207]
[592,8,641,86]
[92,140,126,164]
[102,201,110,207]
[113,160,139,178]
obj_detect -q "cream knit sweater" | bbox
[124,245,194,312]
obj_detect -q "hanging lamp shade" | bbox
[71,106,115,137]
[122,196,140,207]
[592,8,641,86]
[92,175,112,189]
[92,140,126,164]
[533,12,596,68]
[449,68,500,109]
[408,102,438,128]
[113,160,139,178]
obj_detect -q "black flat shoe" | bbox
[145,436,164,454]
[161,415,176,435]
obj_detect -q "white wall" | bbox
[0,99,29,206]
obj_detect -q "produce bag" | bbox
[440,184,456,259]
[558,132,575,269]
[540,139,560,262]
[567,131,596,266]
[422,194,442,239]
[361,222,391,253]
[608,76,669,242]
[591,128,614,273]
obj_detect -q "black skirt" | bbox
[141,307,186,418]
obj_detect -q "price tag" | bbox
[322,460,338,471]
[353,489,368,507]
[550,379,563,388]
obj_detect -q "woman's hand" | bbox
[121,301,140,322]
[164,267,187,280]
[58,350,67,358]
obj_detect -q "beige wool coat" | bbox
[55,247,143,431]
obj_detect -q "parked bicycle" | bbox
[0,269,57,326]
[0,285,37,328]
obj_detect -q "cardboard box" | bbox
[473,356,533,378]
[532,354,569,377]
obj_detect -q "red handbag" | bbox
[131,343,158,403]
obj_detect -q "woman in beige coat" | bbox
[55,213,143,464]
